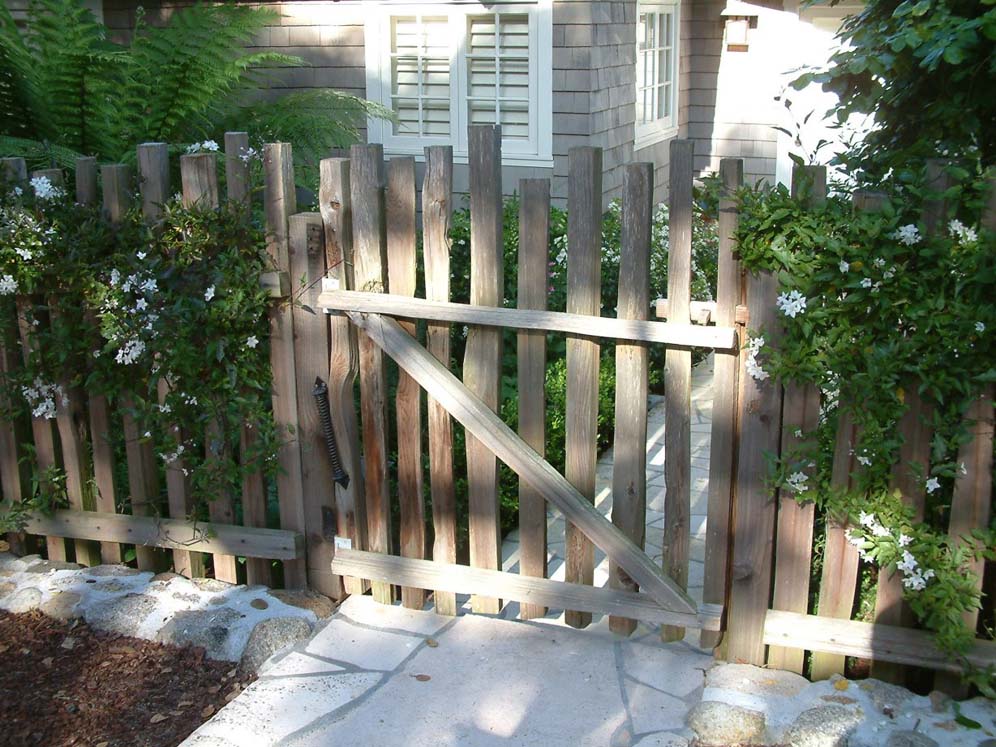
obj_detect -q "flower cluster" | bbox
[29,176,64,202]
[948,219,977,246]
[893,224,921,245]
[745,335,769,381]
[186,140,220,154]
[776,289,807,318]
[20,377,65,420]
[785,471,809,492]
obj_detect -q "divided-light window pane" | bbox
[390,15,451,137]
[636,6,676,128]
[466,13,531,140]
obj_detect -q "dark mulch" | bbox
[0,610,256,747]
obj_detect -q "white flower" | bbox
[204,285,215,302]
[786,472,809,492]
[883,267,896,280]
[186,143,201,154]
[897,550,918,574]
[794,428,803,438]
[0,274,17,295]
[873,257,886,268]
[30,176,63,201]
[109,269,121,286]
[15,246,33,261]
[948,219,978,246]
[10,186,22,197]
[115,338,146,365]
[158,403,172,414]
[246,335,259,349]
[745,336,769,381]
[239,147,259,164]
[859,511,875,527]
[21,377,61,419]
[857,455,872,467]
[860,277,873,289]
[776,290,807,318]
[134,298,148,312]
[838,260,849,273]
[137,251,147,260]
[898,533,912,547]
[894,224,921,246]
[201,140,220,152]
[160,443,186,464]
[925,476,940,494]
[976,321,985,333]
[140,278,157,294]
[870,523,890,538]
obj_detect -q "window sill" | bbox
[634,124,679,152]
[381,144,554,170]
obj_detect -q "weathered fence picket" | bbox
[126,151,165,573]
[386,156,425,610]
[288,211,338,597]
[422,145,458,616]
[725,174,786,666]
[319,156,366,596]
[350,143,393,605]
[700,157,744,651]
[464,125,504,615]
[766,165,825,673]
[662,141,694,642]
[517,177,551,622]
[608,162,652,636]
[225,132,272,587]
[564,145,601,629]
[263,142,308,590]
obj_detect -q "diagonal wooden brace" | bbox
[345,311,698,616]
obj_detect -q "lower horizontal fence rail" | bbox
[16,509,305,560]
[319,290,738,351]
[763,610,996,673]
[332,548,723,631]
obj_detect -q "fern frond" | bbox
[230,89,395,186]
[0,134,83,171]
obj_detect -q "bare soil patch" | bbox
[0,610,255,747]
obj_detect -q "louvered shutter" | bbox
[390,15,452,137]
[466,13,531,139]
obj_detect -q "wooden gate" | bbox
[322,127,735,633]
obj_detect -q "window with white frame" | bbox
[365,2,553,165]
[635,2,679,148]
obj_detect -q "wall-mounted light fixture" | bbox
[721,1,760,52]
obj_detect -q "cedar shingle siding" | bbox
[100,0,791,203]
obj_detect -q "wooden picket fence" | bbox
[1,127,993,686]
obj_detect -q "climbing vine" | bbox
[734,169,995,692]
[0,173,279,526]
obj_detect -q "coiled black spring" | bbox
[312,377,350,489]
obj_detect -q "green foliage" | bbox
[735,168,995,687]
[793,0,996,176]
[0,172,278,519]
[0,0,387,181]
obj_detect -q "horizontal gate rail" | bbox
[318,289,738,351]
[763,610,996,674]
[332,548,723,630]
[11,509,304,560]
